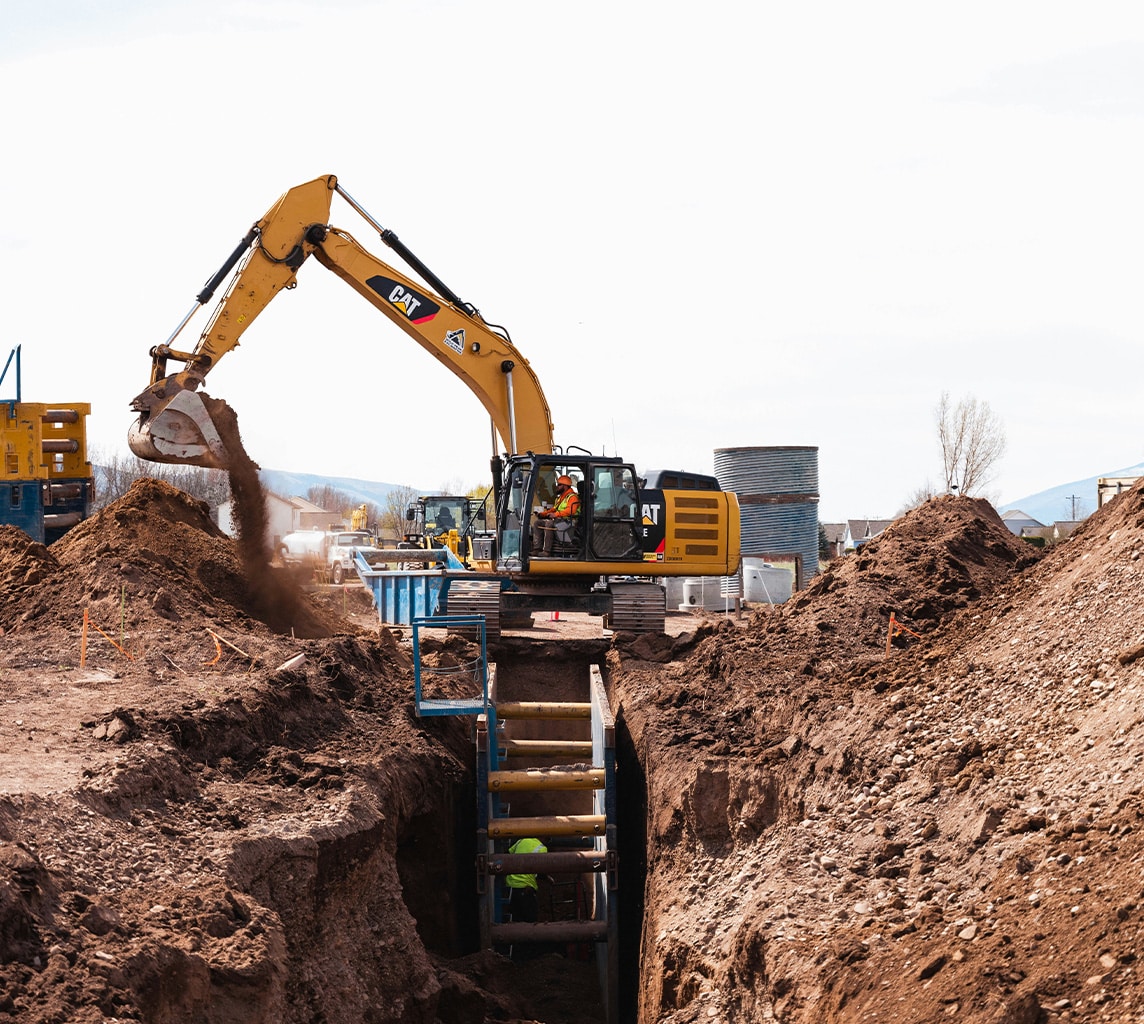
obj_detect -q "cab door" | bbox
[586,465,643,560]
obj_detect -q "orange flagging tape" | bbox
[885,612,923,654]
[203,629,256,668]
[204,632,223,666]
[80,610,135,662]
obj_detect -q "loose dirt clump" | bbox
[202,394,321,637]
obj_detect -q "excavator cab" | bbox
[495,454,644,571]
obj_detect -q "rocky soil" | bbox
[611,491,1144,1023]
[3,477,1144,1022]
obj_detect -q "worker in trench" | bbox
[506,836,547,922]
[505,836,548,961]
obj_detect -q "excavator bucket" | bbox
[127,388,231,469]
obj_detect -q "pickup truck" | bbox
[279,529,383,584]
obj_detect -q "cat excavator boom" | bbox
[129,175,739,633]
[129,174,553,467]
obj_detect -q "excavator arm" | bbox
[129,174,554,468]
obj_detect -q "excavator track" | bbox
[607,581,666,634]
[445,579,502,639]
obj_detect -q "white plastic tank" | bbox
[742,558,793,604]
[680,576,740,611]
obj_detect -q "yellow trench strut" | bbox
[499,738,594,757]
[488,814,606,839]
[495,701,591,719]
[488,767,605,791]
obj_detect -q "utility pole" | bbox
[1065,494,1080,520]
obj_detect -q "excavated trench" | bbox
[184,634,628,1022]
[484,637,618,1022]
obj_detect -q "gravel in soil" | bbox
[4,480,1144,1022]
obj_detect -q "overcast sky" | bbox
[2,1,1142,522]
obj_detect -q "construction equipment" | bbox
[400,493,492,566]
[279,527,386,584]
[2,346,94,544]
[128,174,739,633]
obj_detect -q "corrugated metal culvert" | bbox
[714,446,820,586]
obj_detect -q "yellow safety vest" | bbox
[552,488,579,517]
[506,837,547,889]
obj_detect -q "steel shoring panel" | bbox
[476,663,618,1022]
[591,666,619,1023]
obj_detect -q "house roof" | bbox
[821,523,847,544]
[1001,509,1043,526]
[1001,509,1044,535]
[284,494,328,513]
[847,519,893,539]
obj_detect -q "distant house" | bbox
[821,523,848,559]
[1014,518,1080,547]
[217,492,339,549]
[1001,509,1044,536]
[1050,520,1081,543]
[846,519,893,551]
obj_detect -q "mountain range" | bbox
[258,468,423,507]
[998,461,1144,526]
[257,462,1143,531]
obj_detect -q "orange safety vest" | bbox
[551,487,580,518]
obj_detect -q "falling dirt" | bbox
[4,480,1144,1022]
[204,394,325,638]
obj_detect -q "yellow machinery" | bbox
[2,347,93,544]
[128,175,739,632]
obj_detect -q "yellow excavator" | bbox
[129,174,739,633]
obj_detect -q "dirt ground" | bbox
[3,478,1144,1022]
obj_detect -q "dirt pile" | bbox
[0,478,344,658]
[4,483,1144,1023]
[0,474,606,1023]
[609,490,1144,1021]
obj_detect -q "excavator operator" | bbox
[434,505,455,533]
[531,474,580,556]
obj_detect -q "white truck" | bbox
[278,529,383,584]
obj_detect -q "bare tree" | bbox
[936,392,1006,496]
[379,485,420,542]
[93,448,229,510]
[898,480,938,516]
[305,485,357,521]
